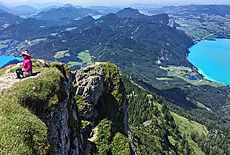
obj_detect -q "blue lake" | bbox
[92,15,102,20]
[188,39,230,85]
[0,56,23,68]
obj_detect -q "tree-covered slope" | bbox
[33,6,99,24]
[121,73,230,155]
[0,9,23,30]
[16,9,193,87]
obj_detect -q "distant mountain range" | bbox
[32,6,100,23]
[13,5,38,17]
[148,4,230,17]
[11,8,191,86]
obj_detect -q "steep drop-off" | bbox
[0,61,129,154]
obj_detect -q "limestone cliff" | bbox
[0,60,130,154]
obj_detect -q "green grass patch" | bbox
[67,61,82,66]
[54,50,70,59]
[51,62,71,75]
[68,50,92,66]
[50,33,58,36]
[156,77,172,80]
[111,132,130,155]
[0,68,6,77]
[0,45,8,49]
[168,136,176,146]
[31,38,45,44]
[77,50,92,64]
[172,112,207,155]
[65,27,77,31]
[99,62,125,106]
[75,94,88,114]
[160,66,226,87]
[0,67,66,154]
[81,120,91,130]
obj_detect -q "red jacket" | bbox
[22,56,33,72]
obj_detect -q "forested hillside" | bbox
[21,8,193,86]
[121,73,230,154]
[0,9,23,30]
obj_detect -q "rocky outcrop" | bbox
[74,66,105,119]
[43,71,82,155]
[43,63,129,154]
[0,61,129,154]
[167,17,176,29]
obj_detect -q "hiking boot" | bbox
[14,76,22,80]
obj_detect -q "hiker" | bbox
[15,50,33,79]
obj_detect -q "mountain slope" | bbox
[33,6,99,24]
[116,7,175,28]
[25,10,192,86]
[0,9,23,29]
[0,16,94,41]
[13,5,38,17]
[121,73,230,155]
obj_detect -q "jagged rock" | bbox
[76,86,84,95]
[43,72,82,155]
[74,66,105,118]
[0,61,129,154]
[167,17,176,28]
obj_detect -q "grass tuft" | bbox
[0,68,6,76]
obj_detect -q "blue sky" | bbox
[1,0,230,7]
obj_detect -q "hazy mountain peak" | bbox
[14,5,38,12]
[63,3,74,7]
[100,13,119,19]
[116,7,142,18]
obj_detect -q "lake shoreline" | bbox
[188,39,230,86]
[0,56,23,68]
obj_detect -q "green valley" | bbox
[147,5,230,40]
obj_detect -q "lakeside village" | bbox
[160,65,228,87]
[0,39,33,57]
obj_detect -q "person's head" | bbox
[21,50,30,59]
[22,54,28,59]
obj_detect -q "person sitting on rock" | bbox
[15,50,33,79]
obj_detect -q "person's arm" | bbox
[21,60,24,70]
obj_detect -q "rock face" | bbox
[74,66,105,119]
[0,61,129,154]
[46,63,129,154]
[43,72,82,155]
[167,17,176,29]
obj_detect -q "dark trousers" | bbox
[16,69,23,78]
